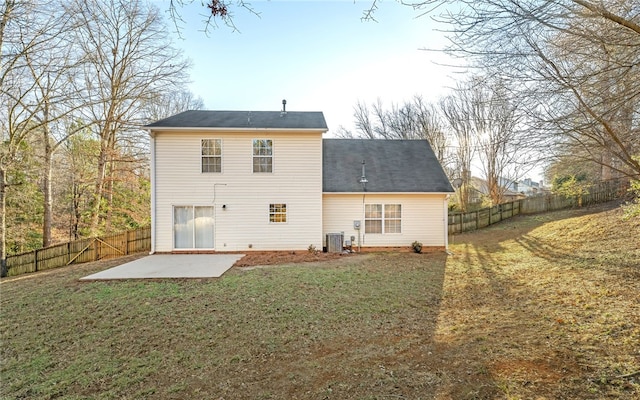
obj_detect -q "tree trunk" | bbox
[601,151,613,180]
[71,182,80,240]
[89,143,108,235]
[42,147,53,247]
[460,167,472,212]
[105,162,114,231]
[42,109,53,247]
[1,167,7,277]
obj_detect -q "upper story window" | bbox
[201,139,222,173]
[365,204,402,234]
[253,139,273,173]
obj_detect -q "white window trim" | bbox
[252,138,273,173]
[383,204,402,234]
[365,203,402,234]
[269,203,287,224]
[201,139,222,173]
[172,205,215,250]
[365,204,382,234]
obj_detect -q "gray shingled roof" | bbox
[323,139,454,193]
[145,110,328,130]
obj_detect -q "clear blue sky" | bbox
[167,0,456,135]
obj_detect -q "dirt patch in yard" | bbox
[233,246,438,268]
[232,250,353,268]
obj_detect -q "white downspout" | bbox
[149,132,156,254]
[444,195,451,253]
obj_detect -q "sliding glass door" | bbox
[173,206,214,249]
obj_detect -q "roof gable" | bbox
[145,110,328,131]
[323,139,454,193]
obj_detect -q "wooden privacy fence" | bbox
[448,178,630,235]
[5,226,151,277]
[2,179,631,277]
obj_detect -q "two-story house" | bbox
[145,109,454,253]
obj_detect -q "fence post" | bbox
[125,230,130,255]
[519,199,522,215]
[34,249,38,272]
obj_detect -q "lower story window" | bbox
[174,206,214,248]
[269,203,287,223]
[365,204,401,234]
[365,204,382,234]
[384,204,402,233]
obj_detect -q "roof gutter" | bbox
[143,127,328,134]
[322,191,455,195]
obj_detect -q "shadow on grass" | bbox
[449,200,623,251]
[438,246,590,398]
[3,201,635,399]
[441,202,640,399]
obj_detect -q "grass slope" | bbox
[1,202,638,399]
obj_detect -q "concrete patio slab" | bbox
[80,254,245,280]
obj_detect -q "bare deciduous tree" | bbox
[406,0,640,179]
[412,96,449,167]
[442,76,532,207]
[60,129,98,240]
[142,90,205,123]
[1,0,77,272]
[1,0,197,269]
[348,96,451,170]
[440,92,474,211]
[353,100,376,139]
[23,10,88,247]
[167,0,261,34]
[470,77,528,204]
[66,0,190,235]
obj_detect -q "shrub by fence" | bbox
[5,226,151,277]
[448,178,629,235]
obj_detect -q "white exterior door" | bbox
[173,206,214,249]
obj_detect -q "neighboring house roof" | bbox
[144,110,328,131]
[470,177,524,200]
[323,139,454,193]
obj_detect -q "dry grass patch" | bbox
[1,201,638,399]
[438,202,639,399]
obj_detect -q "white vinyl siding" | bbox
[323,193,447,247]
[153,131,322,251]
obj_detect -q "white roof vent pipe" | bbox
[281,99,287,116]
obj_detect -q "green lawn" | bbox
[1,202,639,399]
